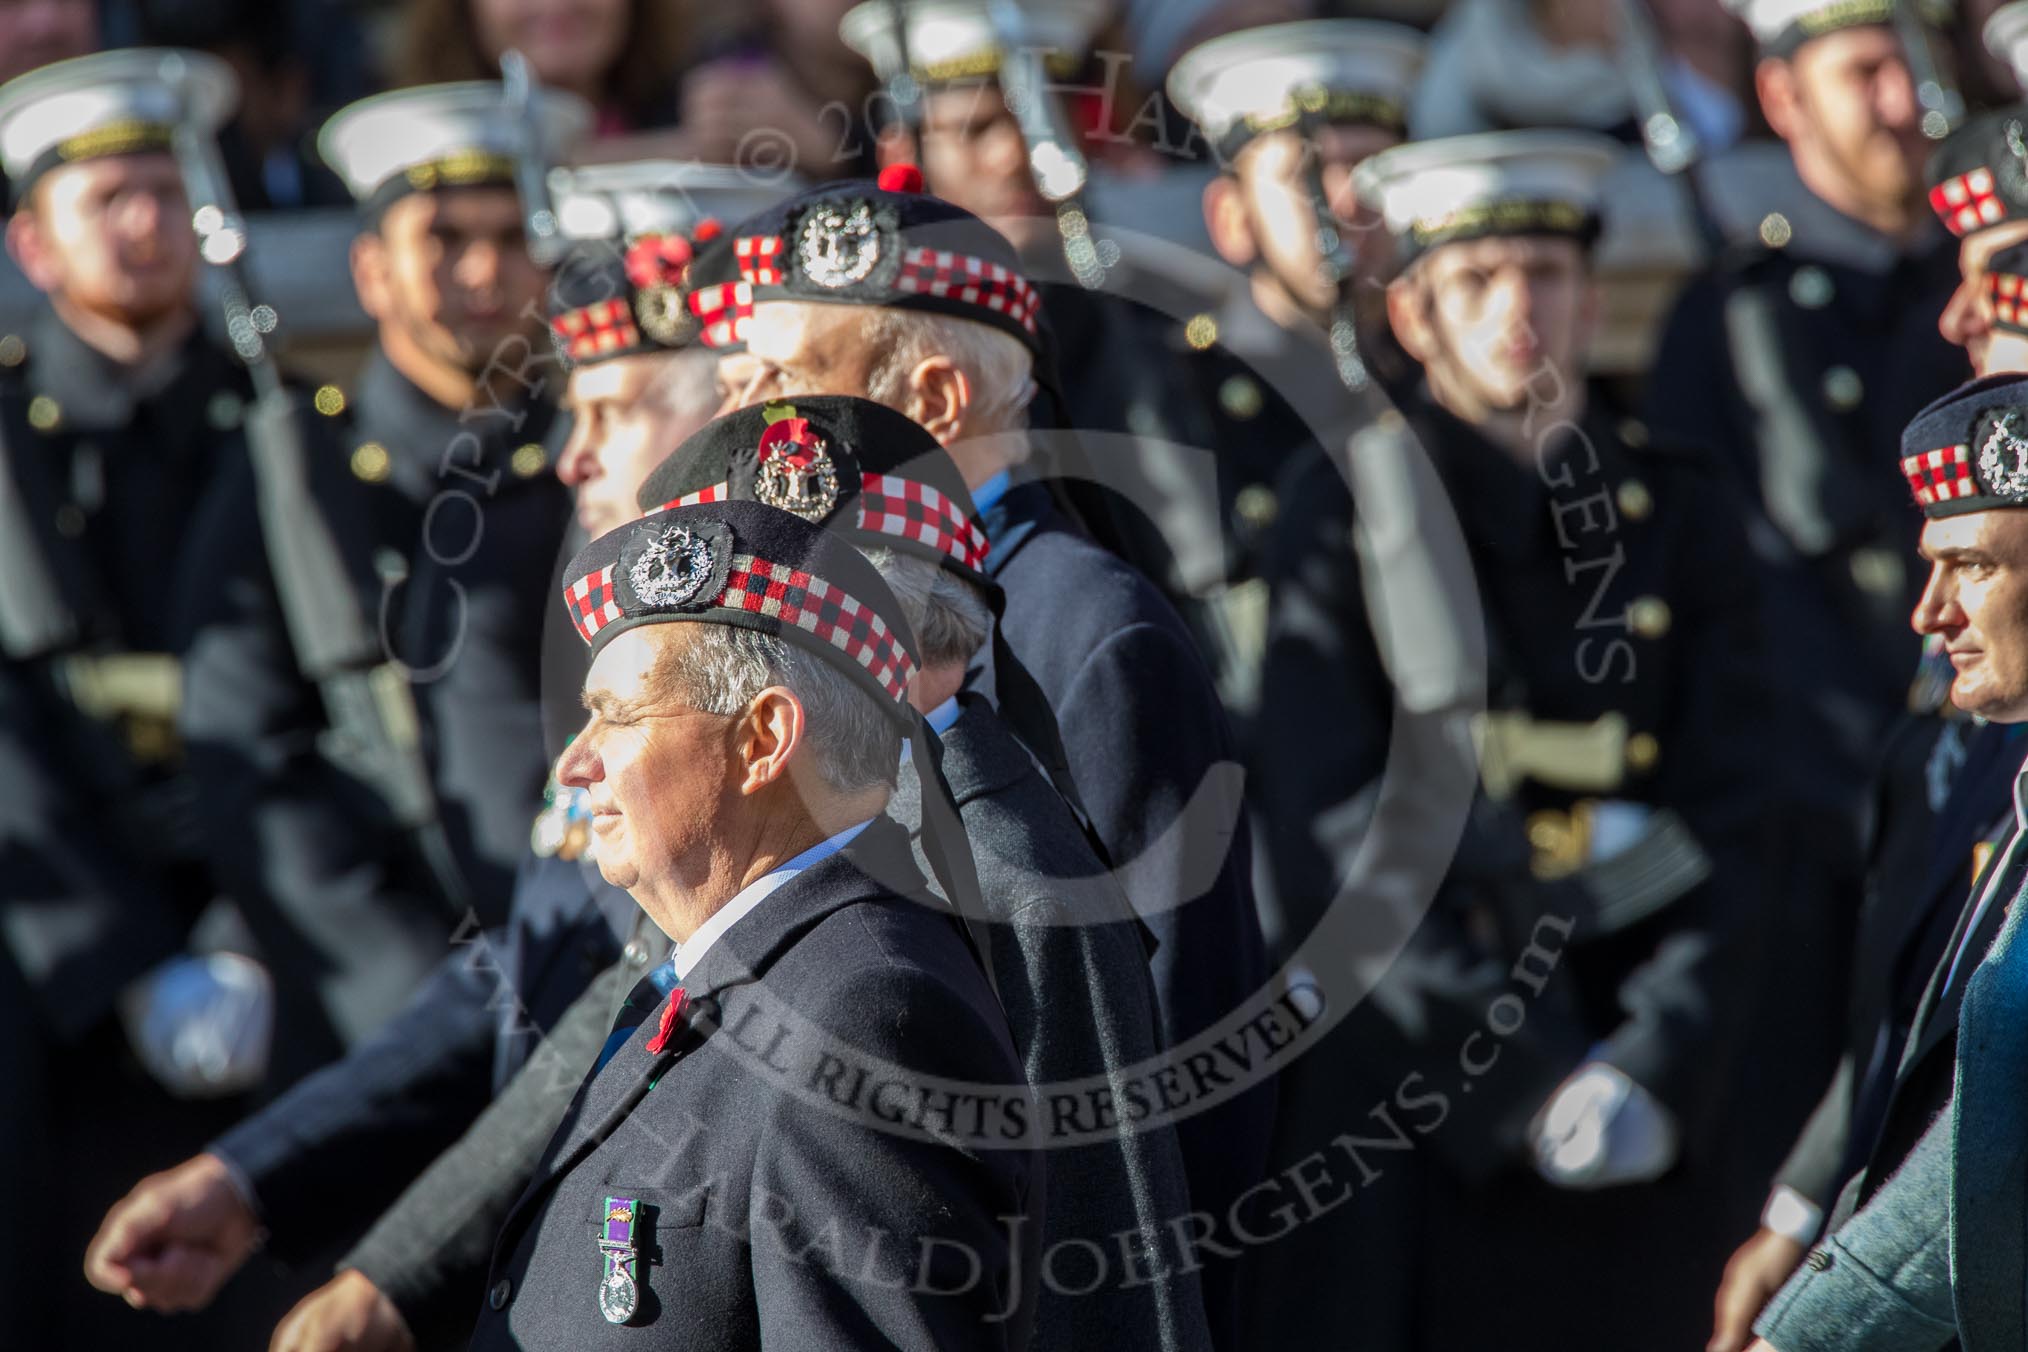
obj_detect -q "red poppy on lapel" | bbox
[624,233,695,291]
[645,987,689,1055]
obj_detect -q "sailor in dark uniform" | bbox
[173,81,588,1075]
[1153,20,1426,712]
[0,47,303,1351]
[1245,131,1776,1350]
[719,175,1272,1348]
[468,500,1036,1351]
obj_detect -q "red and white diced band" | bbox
[1931,167,2007,237]
[1901,443,1976,506]
[857,473,990,571]
[551,299,641,361]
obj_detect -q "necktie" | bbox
[592,959,680,1076]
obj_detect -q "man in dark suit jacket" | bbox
[1710,712,2019,1351]
[719,176,1272,1345]
[1741,372,2028,1351]
[466,500,1035,1349]
[637,396,1212,1348]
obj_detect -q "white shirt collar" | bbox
[671,818,874,981]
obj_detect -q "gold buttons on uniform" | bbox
[1616,479,1653,521]
[1184,313,1219,350]
[1628,596,1672,639]
[1759,213,1792,248]
[1219,374,1263,420]
[1625,733,1660,774]
[1823,366,1864,411]
[1789,265,1835,309]
[1849,546,1905,598]
[1235,483,1278,530]
[1617,419,1648,449]
[313,384,346,416]
[350,441,391,483]
[511,443,547,478]
[54,504,84,536]
[0,335,26,367]
[27,395,60,431]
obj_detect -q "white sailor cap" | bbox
[318,81,591,214]
[1723,0,1903,54]
[1167,20,1425,162]
[549,161,809,242]
[0,48,236,203]
[1353,130,1621,261]
[838,0,1104,86]
[1986,1,2028,88]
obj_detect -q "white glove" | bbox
[1531,1060,1679,1189]
[119,952,274,1098]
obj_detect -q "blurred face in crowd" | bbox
[911,81,1054,251]
[352,188,550,387]
[1205,124,1399,322]
[1757,26,1929,233]
[1940,222,2028,374]
[1386,233,1596,419]
[0,0,96,86]
[1912,508,2028,721]
[470,0,629,100]
[7,155,199,329]
[558,348,721,536]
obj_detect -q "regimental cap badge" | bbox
[1980,410,2028,501]
[753,402,841,521]
[623,520,730,610]
[794,198,897,290]
[624,231,701,347]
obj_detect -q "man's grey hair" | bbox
[655,626,901,794]
[861,308,1038,445]
[858,547,992,669]
[643,346,723,424]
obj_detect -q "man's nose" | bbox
[556,733,600,789]
[1911,568,1957,635]
[555,424,598,487]
[1875,59,1919,128]
[456,240,504,291]
[1941,276,1987,347]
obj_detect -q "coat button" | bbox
[1805,1247,1833,1273]
[1628,596,1672,639]
[1789,265,1835,309]
[351,442,391,483]
[1616,479,1653,521]
[1822,366,1864,411]
[624,939,649,967]
[489,1277,512,1309]
[511,443,547,477]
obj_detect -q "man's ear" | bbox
[736,687,804,796]
[1386,271,1437,365]
[350,231,389,323]
[1204,173,1258,270]
[1755,56,1802,144]
[6,204,60,292]
[904,355,971,443]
